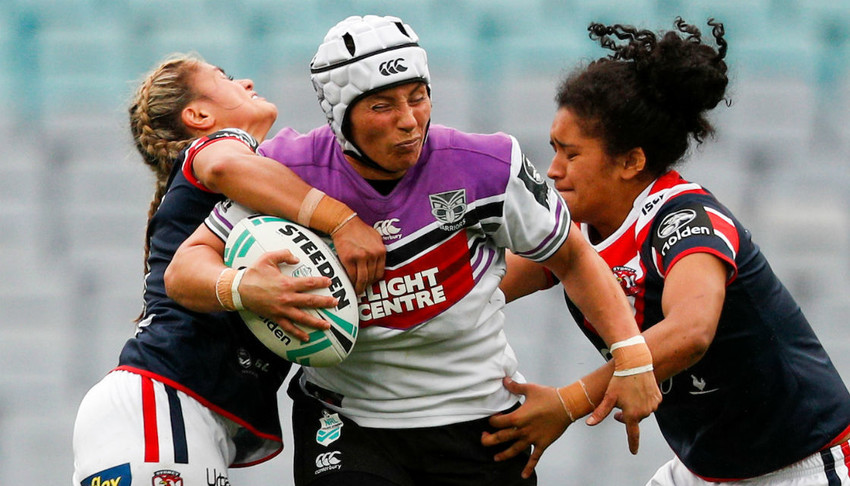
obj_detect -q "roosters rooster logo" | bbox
[613,266,639,296]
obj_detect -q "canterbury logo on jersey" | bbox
[358,232,474,329]
[373,218,402,240]
[379,58,408,75]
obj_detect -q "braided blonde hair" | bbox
[129,53,203,318]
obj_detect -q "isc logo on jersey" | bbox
[224,216,358,367]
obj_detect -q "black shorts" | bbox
[288,375,537,486]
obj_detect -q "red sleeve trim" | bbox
[182,135,253,193]
[664,247,738,285]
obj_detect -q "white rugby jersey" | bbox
[206,124,571,427]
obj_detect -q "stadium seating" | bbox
[1,1,849,484]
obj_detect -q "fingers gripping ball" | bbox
[224,215,359,367]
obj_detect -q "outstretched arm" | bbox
[484,252,726,478]
[542,225,661,446]
[192,139,385,294]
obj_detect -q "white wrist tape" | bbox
[609,335,646,352]
[613,364,655,377]
[610,335,654,377]
[230,268,246,311]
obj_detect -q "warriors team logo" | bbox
[316,410,344,447]
[429,189,467,230]
[152,469,183,486]
[612,266,640,296]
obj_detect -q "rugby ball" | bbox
[224,215,358,367]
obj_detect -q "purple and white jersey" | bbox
[206,124,570,427]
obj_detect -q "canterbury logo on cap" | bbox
[379,58,408,75]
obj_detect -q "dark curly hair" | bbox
[556,18,728,177]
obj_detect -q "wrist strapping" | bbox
[610,335,654,377]
[215,268,237,311]
[230,268,246,311]
[556,379,596,423]
[309,193,356,236]
[297,188,326,227]
[216,268,245,312]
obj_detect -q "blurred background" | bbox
[1,0,849,484]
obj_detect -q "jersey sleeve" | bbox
[649,198,740,282]
[203,199,257,242]
[490,137,571,262]
[182,128,259,192]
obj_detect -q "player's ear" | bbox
[181,102,215,132]
[619,147,646,180]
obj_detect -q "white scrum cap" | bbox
[310,15,431,156]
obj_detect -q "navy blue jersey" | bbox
[565,171,850,480]
[117,129,293,466]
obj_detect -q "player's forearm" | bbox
[199,152,355,235]
[638,310,716,382]
[555,233,639,345]
[165,240,229,313]
[201,152,310,216]
[581,322,707,402]
[500,252,554,303]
